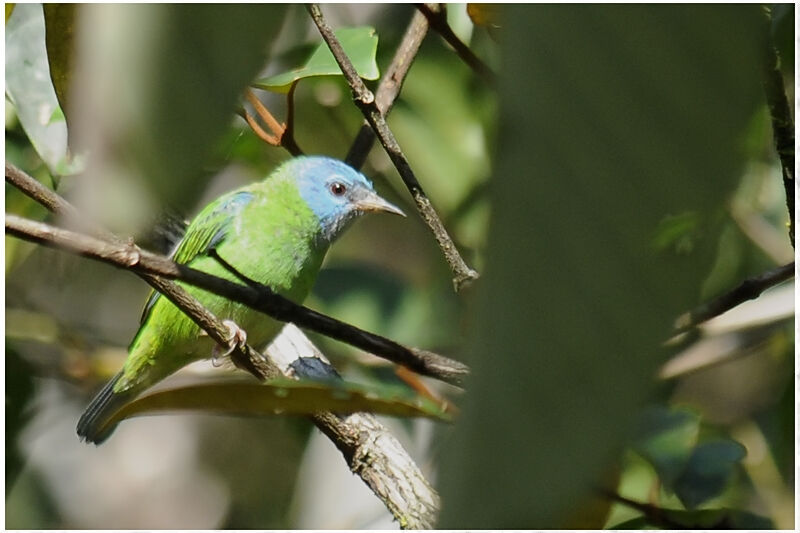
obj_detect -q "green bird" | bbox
[77,156,404,444]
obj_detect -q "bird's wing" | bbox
[139,190,255,325]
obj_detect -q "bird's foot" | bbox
[212,320,248,367]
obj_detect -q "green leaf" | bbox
[4,4,79,176]
[438,5,764,528]
[100,377,452,435]
[253,26,379,93]
[673,439,746,509]
[631,406,700,489]
[42,3,76,122]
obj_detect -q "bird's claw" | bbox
[212,320,247,367]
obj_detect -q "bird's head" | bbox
[288,156,405,243]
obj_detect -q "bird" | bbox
[77,156,404,444]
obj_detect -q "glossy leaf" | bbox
[253,26,379,93]
[100,377,452,434]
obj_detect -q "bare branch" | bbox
[760,6,794,247]
[281,81,303,156]
[242,108,281,146]
[5,213,468,385]
[674,262,795,332]
[307,4,479,291]
[269,324,440,528]
[243,88,304,156]
[346,8,429,168]
[416,4,496,87]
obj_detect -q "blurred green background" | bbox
[5,3,794,529]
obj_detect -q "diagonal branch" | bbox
[5,212,468,386]
[674,261,795,332]
[760,6,794,247]
[416,3,496,87]
[346,8,430,168]
[307,4,479,292]
[6,162,443,527]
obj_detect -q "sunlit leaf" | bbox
[101,377,452,435]
[5,3,14,22]
[253,27,379,93]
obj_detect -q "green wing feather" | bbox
[139,190,255,325]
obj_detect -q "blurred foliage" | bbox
[5,3,794,530]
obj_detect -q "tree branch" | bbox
[6,162,443,527]
[674,261,795,332]
[307,3,479,292]
[268,324,439,528]
[5,213,468,386]
[760,6,794,247]
[345,8,429,169]
[416,3,497,87]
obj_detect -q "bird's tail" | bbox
[76,372,135,445]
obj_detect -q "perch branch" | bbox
[307,3,479,291]
[416,3,496,87]
[5,214,468,385]
[674,261,794,332]
[346,8,429,168]
[6,162,443,527]
[760,6,794,247]
[268,324,439,528]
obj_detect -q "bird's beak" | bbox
[353,188,406,217]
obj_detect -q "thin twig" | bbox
[6,162,443,526]
[760,6,794,247]
[674,261,795,332]
[416,3,496,87]
[243,88,304,156]
[281,81,303,156]
[346,8,429,168]
[246,88,284,136]
[242,108,281,146]
[307,4,479,291]
[5,214,469,385]
[597,489,688,530]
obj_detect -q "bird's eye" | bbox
[329,182,347,196]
